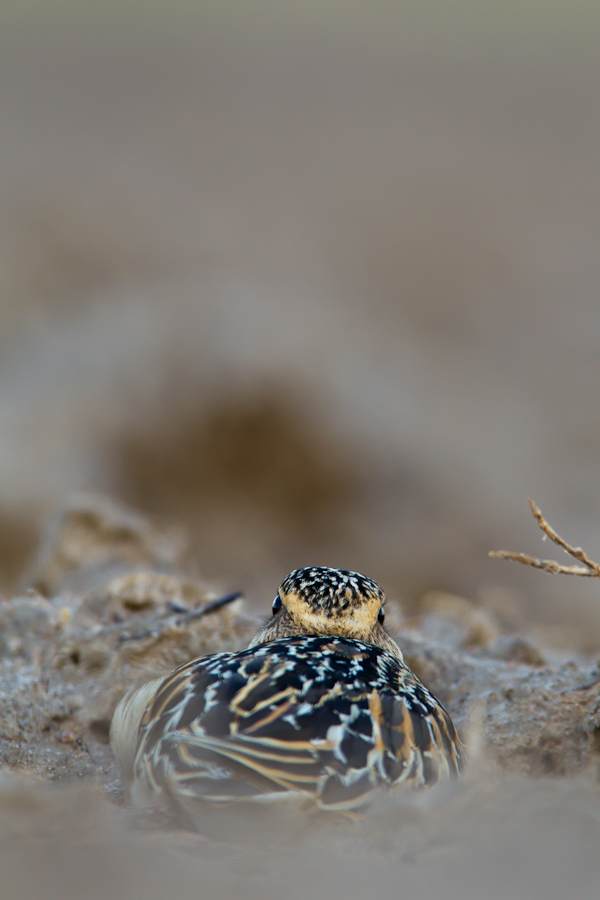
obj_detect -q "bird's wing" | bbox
[133,638,461,811]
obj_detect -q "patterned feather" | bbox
[113,567,462,816]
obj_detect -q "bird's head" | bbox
[249,566,402,658]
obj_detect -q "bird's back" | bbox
[129,635,461,814]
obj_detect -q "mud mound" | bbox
[1,493,600,898]
[0,495,255,788]
[2,493,600,789]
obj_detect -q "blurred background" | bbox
[2,0,600,642]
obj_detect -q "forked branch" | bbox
[489,499,600,577]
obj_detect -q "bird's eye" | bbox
[272,595,282,616]
[377,607,385,624]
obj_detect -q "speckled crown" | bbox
[278,566,385,615]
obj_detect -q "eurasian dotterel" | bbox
[111,566,462,818]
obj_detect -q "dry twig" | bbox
[489,499,600,577]
[118,590,243,643]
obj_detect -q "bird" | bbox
[110,566,462,821]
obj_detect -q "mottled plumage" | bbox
[111,567,461,817]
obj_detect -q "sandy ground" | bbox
[1,2,600,897]
[1,494,600,900]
